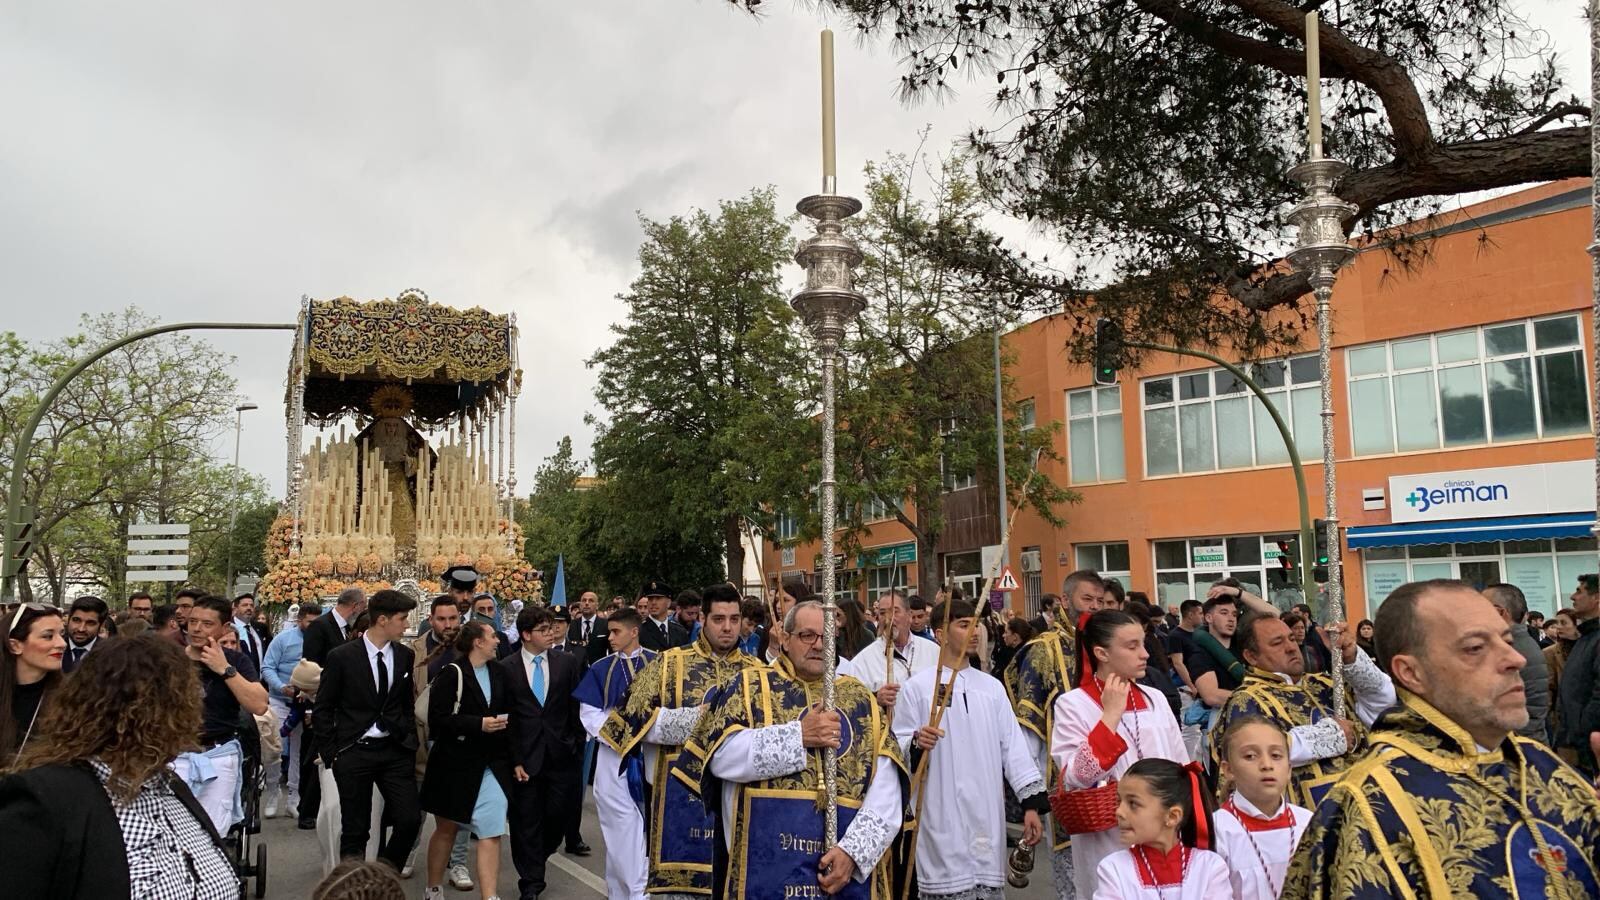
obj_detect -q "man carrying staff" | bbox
[1215,611,1395,808]
[1004,568,1106,897]
[894,598,1046,900]
[840,590,940,715]
[575,607,658,900]
[599,583,759,899]
[1283,579,1600,899]
[675,600,904,899]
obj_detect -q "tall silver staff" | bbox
[791,29,865,847]
[1287,11,1357,716]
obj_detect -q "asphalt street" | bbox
[257,790,1059,898]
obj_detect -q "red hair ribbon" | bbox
[1077,610,1095,687]
[1183,761,1211,850]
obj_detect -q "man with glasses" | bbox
[126,591,153,621]
[599,583,759,898]
[675,599,905,898]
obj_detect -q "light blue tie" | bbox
[531,655,546,705]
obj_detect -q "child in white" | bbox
[1053,610,1190,897]
[1092,758,1230,899]
[1212,717,1311,900]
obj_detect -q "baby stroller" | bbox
[224,712,270,898]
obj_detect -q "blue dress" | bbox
[465,663,509,839]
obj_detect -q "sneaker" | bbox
[263,788,279,819]
[400,845,417,879]
[448,864,474,890]
[424,887,444,900]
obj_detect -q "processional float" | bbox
[256,289,539,606]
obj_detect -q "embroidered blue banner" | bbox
[653,754,716,873]
[1508,820,1598,898]
[735,790,868,900]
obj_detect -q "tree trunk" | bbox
[723,513,746,585]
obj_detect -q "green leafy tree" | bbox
[587,188,816,582]
[725,0,1586,357]
[833,153,1073,590]
[517,437,606,597]
[0,309,263,602]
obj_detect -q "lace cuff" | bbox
[1012,777,1046,802]
[838,809,895,883]
[648,705,702,747]
[750,720,806,780]
[1295,716,1348,761]
[1343,649,1386,696]
[1068,739,1112,789]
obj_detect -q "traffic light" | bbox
[1093,318,1123,386]
[1275,538,1295,573]
[1312,518,1331,583]
[2,510,34,582]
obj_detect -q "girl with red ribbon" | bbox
[1092,758,1229,898]
[1050,610,1191,897]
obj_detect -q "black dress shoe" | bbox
[297,817,317,830]
[565,841,592,856]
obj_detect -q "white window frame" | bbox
[1019,398,1037,430]
[775,511,800,543]
[861,495,897,524]
[1065,385,1125,484]
[1346,313,1590,457]
[1072,542,1131,588]
[865,564,907,604]
[1138,354,1318,478]
[1361,537,1594,617]
[1151,534,1305,608]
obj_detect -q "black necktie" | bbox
[581,620,590,643]
[661,621,670,640]
[71,647,84,665]
[375,650,389,703]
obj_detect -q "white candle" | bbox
[1306,11,1322,160]
[822,29,837,185]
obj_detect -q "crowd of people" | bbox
[1,566,1598,899]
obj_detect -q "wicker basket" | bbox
[1049,781,1120,835]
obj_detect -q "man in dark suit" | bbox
[637,580,689,651]
[230,593,272,669]
[314,588,421,870]
[568,590,607,664]
[295,586,367,829]
[504,604,584,900]
[546,607,592,856]
[62,595,109,674]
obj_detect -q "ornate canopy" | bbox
[288,289,519,428]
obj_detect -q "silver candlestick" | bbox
[1287,157,1357,717]
[792,190,866,848]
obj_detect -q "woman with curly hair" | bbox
[0,634,235,900]
[1,602,66,764]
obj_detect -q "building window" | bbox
[775,512,800,543]
[865,565,907,604]
[1152,534,1305,609]
[1073,542,1131,590]
[941,419,977,492]
[861,495,897,523]
[1140,356,1318,477]
[1361,537,1594,617]
[1022,545,1043,616]
[942,550,982,599]
[1018,398,1037,430]
[1347,314,1589,456]
[1066,386,1125,484]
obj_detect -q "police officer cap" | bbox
[444,565,480,591]
[639,579,673,599]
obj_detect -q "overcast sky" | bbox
[1,1,1589,498]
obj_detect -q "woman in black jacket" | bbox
[0,635,234,900]
[420,619,515,900]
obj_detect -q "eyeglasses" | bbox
[790,630,826,646]
[7,602,57,637]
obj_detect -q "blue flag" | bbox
[549,555,567,607]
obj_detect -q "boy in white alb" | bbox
[894,599,1048,899]
[1211,717,1310,900]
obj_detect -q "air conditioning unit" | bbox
[1020,549,1042,572]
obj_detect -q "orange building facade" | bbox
[762,180,1598,622]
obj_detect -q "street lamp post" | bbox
[224,401,259,595]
